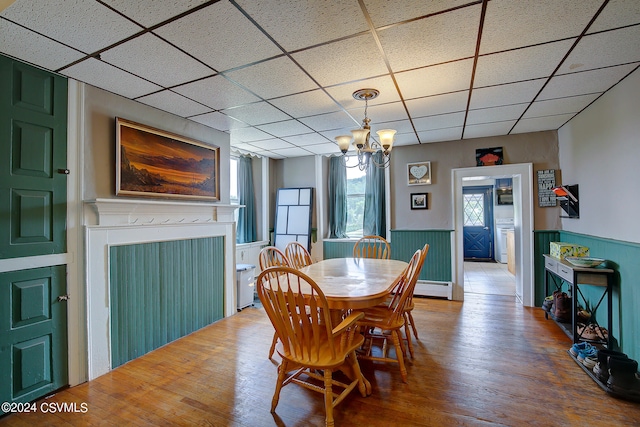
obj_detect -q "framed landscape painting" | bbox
[116,118,219,201]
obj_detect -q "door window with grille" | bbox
[464,193,486,226]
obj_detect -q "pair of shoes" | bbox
[569,342,592,357]
[578,324,609,341]
[593,349,628,383]
[542,295,553,312]
[553,291,571,322]
[577,307,591,323]
[607,356,640,398]
[569,342,598,369]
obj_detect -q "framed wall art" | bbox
[410,193,428,210]
[116,118,220,201]
[407,161,431,185]
[476,147,503,166]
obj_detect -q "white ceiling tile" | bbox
[103,0,210,28]
[391,132,419,147]
[155,1,282,72]
[189,112,245,132]
[325,76,400,109]
[235,0,368,51]
[364,0,472,28]
[524,94,600,118]
[1,0,142,53]
[417,127,463,143]
[299,111,360,133]
[62,58,162,99]
[480,0,603,54]
[172,75,260,110]
[230,142,262,152]
[137,90,211,117]
[229,127,274,143]
[369,119,415,135]
[268,89,340,118]
[589,0,640,33]
[304,143,342,155]
[466,104,529,125]
[222,101,291,125]
[349,102,409,125]
[539,63,638,100]
[475,39,575,87]
[413,112,466,132]
[395,60,474,99]
[463,121,517,139]
[256,120,313,138]
[378,4,481,72]
[405,91,469,117]
[292,34,389,87]
[270,147,315,157]
[0,19,85,70]
[283,133,331,146]
[249,139,295,150]
[225,56,318,99]
[511,114,576,134]
[469,79,546,109]
[101,33,213,87]
[558,26,640,75]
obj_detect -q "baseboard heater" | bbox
[414,280,453,300]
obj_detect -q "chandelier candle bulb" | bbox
[376,129,396,151]
[335,135,352,154]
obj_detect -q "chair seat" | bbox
[276,332,365,369]
[357,306,405,330]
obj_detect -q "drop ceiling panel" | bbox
[103,0,210,28]
[368,119,415,135]
[172,75,260,111]
[270,147,315,157]
[303,143,341,155]
[299,111,359,133]
[0,19,85,70]
[414,112,466,132]
[480,0,603,54]
[283,133,331,147]
[154,1,282,72]
[256,120,314,138]
[268,89,340,118]
[469,79,546,109]
[539,63,638,100]
[405,92,469,118]
[511,114,576,134]
[557,26,640,75]
[235,0,369,52]
[364,0,472,28]
[417,127,463,143]
[189,111,244,132]
[395,59,474,99]
[464,121,517,140]
[377,4,480,72]
[392,132,419,147]
[524,94,600,118]
[100,33,213,87]
[137,91,211,117]
[349,102,409,124]
[62,58,162,99]
[475,39,575,87]
[292,34,389,87]
[588,0,640,33]
[325,76,400,109]
[230,127,274,143]
[222,101,291,126]
[248,138,295,150]
[467,104,528,125]
[1,0,142,54]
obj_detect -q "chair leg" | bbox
[271,360,288,412]
[391,330,408,383]
[324,368,334,427]
[268,332,278,359]
[403,316,414,358]
[407,311,419,339]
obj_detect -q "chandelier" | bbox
[335,88,396,171]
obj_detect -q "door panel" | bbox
[0,266,68,410]
[0,54,68,259]
[463,186,494,260]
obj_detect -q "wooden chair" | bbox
[401,244,429,358]
[355,244,428,383]
[353,235,391,259]
[285,241,313,269]
[258,246,291,359]
[257,266,367,427]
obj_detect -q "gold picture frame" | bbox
[116,118,220,201]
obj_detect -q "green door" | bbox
[0,54,69,410]
[0,266,68,411]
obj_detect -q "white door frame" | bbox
[452,163,535,306]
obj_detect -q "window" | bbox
[345,157,366,237]
[230,157,239,205]
[463,193,485,226]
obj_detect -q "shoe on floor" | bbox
[577,346,598,369]
[569,342,593,357]
[607,357,640,398]
[593,350,628,383]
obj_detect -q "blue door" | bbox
[463,186,494,260]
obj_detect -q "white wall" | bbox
[557,67,640,244]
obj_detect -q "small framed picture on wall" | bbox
[407,161,431,185]
[410,193,428,210]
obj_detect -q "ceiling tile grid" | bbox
[1,0,638,158]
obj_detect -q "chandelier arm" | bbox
[370,151,391,168]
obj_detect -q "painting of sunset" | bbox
[116,118,219,200]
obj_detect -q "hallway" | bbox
[464,261,515,296]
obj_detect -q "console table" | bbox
[543,254,614,349]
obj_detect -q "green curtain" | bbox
[363,152,386,238]
[328,156,348,238]
[237,156,256,243]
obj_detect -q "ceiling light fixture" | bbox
[335,88,396,171]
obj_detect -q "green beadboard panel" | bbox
[533,230,560,306]
[323,241,356,259]
[390,230,452,282]
[110,237,224,368]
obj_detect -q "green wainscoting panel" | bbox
[323,240,356,259]
[110,237,224,368]
[390,230,452,282]
[533,230,560,306]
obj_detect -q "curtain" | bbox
[328,156,348,238]
[363,152,386,238]
[237,155,256,243]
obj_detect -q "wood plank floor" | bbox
[3,293,640,426]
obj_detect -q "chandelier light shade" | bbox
[334,88,396,170]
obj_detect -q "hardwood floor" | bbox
[3,294,640,426]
